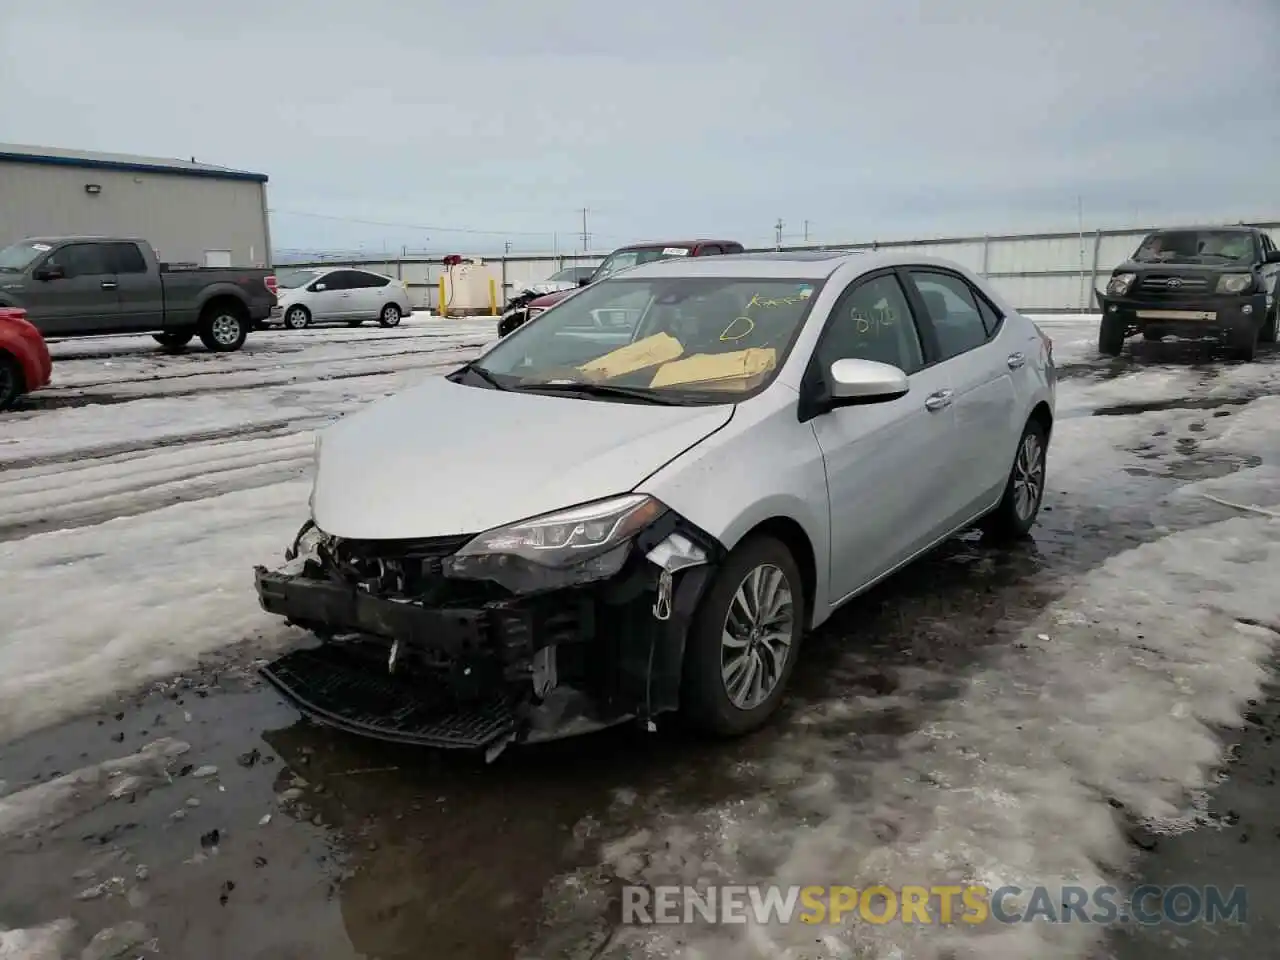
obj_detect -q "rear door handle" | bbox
[1007,351,1025,369]
[100,280,118,290]
[924,389,954,412]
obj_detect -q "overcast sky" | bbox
[3,0,1278,253]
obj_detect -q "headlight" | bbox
[527,307,546,319]
[285,519,328,562]
[443,494,667,592]
[1216,274,1253,295]
[1107,273,1136,296]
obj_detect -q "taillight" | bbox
[264,275,278,296]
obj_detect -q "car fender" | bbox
[635,386,835,626]
[193,282,252,313]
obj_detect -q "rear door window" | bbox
[107,243,148,274]
[905,269,990,361]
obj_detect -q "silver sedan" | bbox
[255,249,1056,754]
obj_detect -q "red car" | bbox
[0,307,53,411]
[498,239,745,337]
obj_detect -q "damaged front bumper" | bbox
[254,505,722,759]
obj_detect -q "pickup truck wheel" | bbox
[379,304,403,327]
[0,354,22,411]
[198,305,249,352]
[283,305,311,330]
[680,535,804,737]
[153,331,195,350]
[1098,315,1125,356]
[1261,302,1278,344]
[1226,324,1258,362]
[981,417,1048,542]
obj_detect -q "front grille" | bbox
[321,533,473,598]
[1140,274,1211,295]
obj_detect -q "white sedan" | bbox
[254,249,1056,753]
[271,266,414,329]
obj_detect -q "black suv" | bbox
[1095,225,1280,361]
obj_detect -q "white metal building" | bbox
[0,143,272,268]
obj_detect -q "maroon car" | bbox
[497,239,745,337]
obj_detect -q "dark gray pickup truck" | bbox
[0,236,279,352]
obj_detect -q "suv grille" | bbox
[1140,274,1210,295]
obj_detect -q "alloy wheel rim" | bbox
[211,315,241,345]
[1013,434,1044,521]
[287,308,307,328]
[383,305,400,325]
[720,563,795,710]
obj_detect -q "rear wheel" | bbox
[1098,315,1125,356]
[379,304,402,327]
[198,303,249,352]
[153,330,195,350]
[0,353,23,411]
[680,535,805,737]
[283,305,311,330]
[981,418,1048,541]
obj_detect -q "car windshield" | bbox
[1132,230,1255,263]
[592,246,692,281]
[547,267,587,283]
[0,241,52,272]
[276,268,322,288]
[473,276,823,403]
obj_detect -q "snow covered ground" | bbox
[0,312,497,740]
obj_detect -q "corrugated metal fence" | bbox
[280,218,1280,315]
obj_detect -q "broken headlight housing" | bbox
[443,494,667,593]
[1106,273,1136,296]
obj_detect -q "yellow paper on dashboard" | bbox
[577,332,684,379]
[648,347,777,389]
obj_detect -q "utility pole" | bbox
[803,220,811,243]
[580,207,590,251]
[774,218,784,250]
[504,240,512,254]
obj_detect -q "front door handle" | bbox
[924,389,954,412]
[1007,351,1025,369]
[100,280,118,290]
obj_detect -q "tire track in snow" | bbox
[0,433,319,539]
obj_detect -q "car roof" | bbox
[606,248,977,281]
[615,239,739,250]
[1146,225,1256,234]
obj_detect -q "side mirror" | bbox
[1265,250,1280,264]
[828,358,909,406]
[34,264,65,281]
[578,277,590,287]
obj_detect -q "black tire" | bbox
[1260,302,1278,344]
[283,305,311,330]
[1098,315,1125,356]
[378,304,403,328]
[680,535,805,737]
[197,302,249,352]
[1227,323,1258,362]
[152,330,195,349]
[1142,328,1164,342]
[981,417,1049,542]
[0,353,23,412]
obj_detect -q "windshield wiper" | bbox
[453,361,507,390]
[515,381,683,405]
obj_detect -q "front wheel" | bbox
[1260,303,1278,344]
[0,354,22,411]
[1226,323,1258,362]
[379,304,403,328]
[981,418,1048,541]
[680,535,805,737]
[198,304,249,352]
[1098,315,1125,356]
[153,330,195,349]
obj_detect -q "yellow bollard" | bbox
[489,277,498,316]
[438,275,447,318]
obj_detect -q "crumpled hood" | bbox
[310,375,733,539]
[518,280,575,296]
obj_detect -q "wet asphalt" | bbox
[1,336,1277,960]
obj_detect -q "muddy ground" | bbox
[1,329,1277,960]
